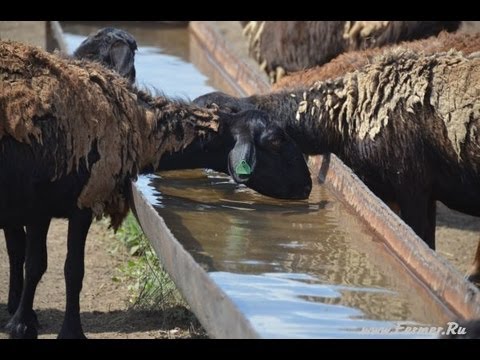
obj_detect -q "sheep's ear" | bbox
[109,42,136,82]
[228,139,255,184]
[73,38,95,59]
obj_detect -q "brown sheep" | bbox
[0,40,311,338]
[243,21,461,83]
[274,31,480,90]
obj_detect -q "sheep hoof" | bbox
[5,314,38,339]
[58,327,87,339]
[7,304,39,327]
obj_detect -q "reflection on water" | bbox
[145,170,448,338]
[63,23,449,338]
[212,273,406,339]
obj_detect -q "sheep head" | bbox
[74,27,137,84]
[222,110,312,200]
[194,91,254,114]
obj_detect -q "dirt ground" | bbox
[436,203,480,276]
[0,202,478,339]
[0,219,202,339]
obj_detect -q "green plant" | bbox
[109,212,206,337]
[115,212,186,310]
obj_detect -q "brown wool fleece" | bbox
[243,21,460,83]
[0,41,219,229]
[274,32,480,90]
[289,49,480,164]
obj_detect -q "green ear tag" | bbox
[235,160,252,176]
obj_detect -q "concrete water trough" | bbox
[130,21,480,338]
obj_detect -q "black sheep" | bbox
[0,40,311,338]
[3,27,138,320]
[194,48,480,283]
[73,27,137,83]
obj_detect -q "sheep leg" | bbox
[398,195,436,250]
[58,208,92,339]
[4,226,26,315]
[466,239,480,287]
[5,218,50,339]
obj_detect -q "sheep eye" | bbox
[262,134,286,151]
[269,138,283,149]
[259,127,286,151]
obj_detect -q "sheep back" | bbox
[0,41,145,223]
[275,32,480,90]
[326,49,480,164]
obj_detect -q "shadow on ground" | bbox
[0,303,206,339]
[436,203,480,232]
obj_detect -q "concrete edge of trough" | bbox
[130,183,261,339]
